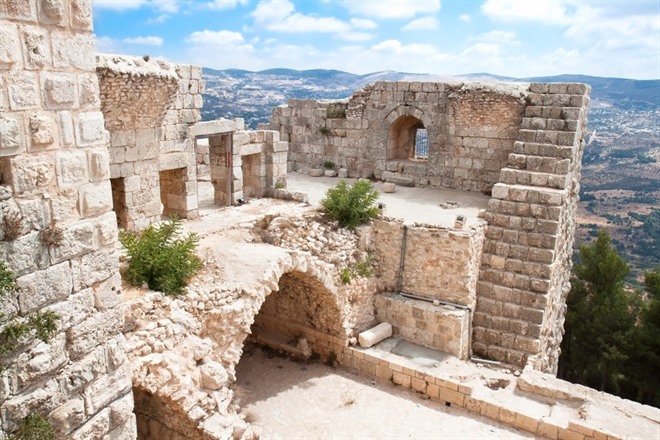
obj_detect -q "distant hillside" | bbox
[201,68,660,277]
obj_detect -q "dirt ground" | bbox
[234,346,533,440]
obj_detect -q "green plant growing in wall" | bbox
[8,413,56,440]
[319,126,331,136]
[119,217,202,296]
[354,256,374,278]
[321,180,380,230]
[323,160,336,170]
[340,268,352,284]
[0,261,58,358]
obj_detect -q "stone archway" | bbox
[387,115,426,160]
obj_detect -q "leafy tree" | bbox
[559,230,637,393]
[321,179,380,230]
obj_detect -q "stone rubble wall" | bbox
[0,0,134,438]
[264,81,526,192]
[473,83,591,371]
[97,55,203,230]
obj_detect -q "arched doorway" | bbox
[387,115,428,161]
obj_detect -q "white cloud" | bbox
[93,0,148,10]
[459,14,471,23]
[472,30,520,46]
[123,35,164,45]
[350,18,378,30]
[341,0,440,19]
[205,0,249,10]
[251,0,374,41]
[93,35,121,53]
[147,13,170,23]
[402,16,439,31]
[186,30,249,46]
[481,0,569,25]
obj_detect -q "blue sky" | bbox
[92,0,660,79]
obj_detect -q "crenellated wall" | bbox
[0,0,134,438]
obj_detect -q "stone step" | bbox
[499,168,568,190]
[518,129,577,146]
[491,182,565,206]
[507,153,571,174]
[513,141,575,159]
[520,117,578,132]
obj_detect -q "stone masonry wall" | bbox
[264,81,527,193]
[97,55,203,230]
[0,0,134,438]
[472,83,590,372]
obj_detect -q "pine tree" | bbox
[559,230,637,393]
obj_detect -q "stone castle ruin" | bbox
[1,1,658,439]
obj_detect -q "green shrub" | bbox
[119,217,202,295]
[321,180,380,229]
[12,413,55,440]
[323,160,335,170]
[354,256,374,278]
[0,261,59,357]
[340,268,352,284]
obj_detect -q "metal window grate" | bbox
[414,128,428,159]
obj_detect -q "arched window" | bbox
[387,115,427,161]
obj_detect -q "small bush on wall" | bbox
[119,217,202,296]
[321,180,380,229]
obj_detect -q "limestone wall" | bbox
[264,81,526,192]
[97,55,203,230]
[372,219,485,308]
[472,83,590,371]
[0,0,134,438]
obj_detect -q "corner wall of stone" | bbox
[0,0,134,438]
[97,55,203,230]
[472,83,591,372]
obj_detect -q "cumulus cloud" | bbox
[93,35,121,53]
[481,0,569,25]
[402,16,439,31]
[341,0,440,19]
[459,14,471,23]
[123,35,164,45]
[350,18,378,30]
[186,30,249,46]
[251,0,374,41]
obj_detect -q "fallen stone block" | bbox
[383,182,396,193]
[359,322,392,348]
[309,168,323,177]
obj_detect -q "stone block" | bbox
[0,1,38,22]
[49,396,86,435]
[38,0,68,25]
[8,72,40,110]
[70,408,111,440]
[52,31,95,70]
[89,148,110,181]
[83,363,132,415]
[109,392,135,431]
[0,23,21,69]
[29,112,58,149]
[17,261,72,313]
[392,371,411,388]
[21,26,51,69]
[59,111,74,146]
[383,182,396,193]
[42,73,78,109]
[0,114,25,156]
[70,0,93,30]
[50,218,96,263]
[79,181,113,218]
[75,111,107,146]
[9,153,55,194]
[55,149,88,187]
[67,307,123,359]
